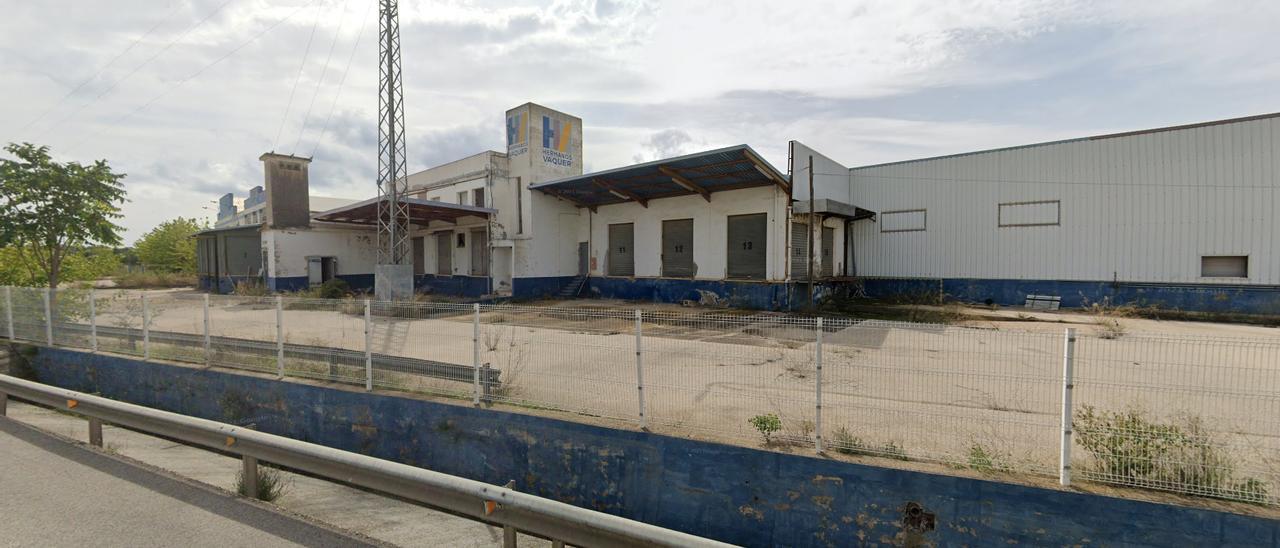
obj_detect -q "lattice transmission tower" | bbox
[376,0,410,268]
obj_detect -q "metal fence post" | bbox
[635,309,647,429]
[363,299,372,391]
[88,417,103,448]
[142,294,150,360]
[43,288,53,346]
[815,317,824,453]
[242,455,259,497]
[203,294,211,366]
[89,289,98,352]
[472,303,481,407]
[276,295,285,379]
[4,287,12,341]
[1060,327,1077,486]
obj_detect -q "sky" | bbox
[1,0,1277,242]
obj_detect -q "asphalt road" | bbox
[0,416,379,548]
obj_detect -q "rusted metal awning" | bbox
[529,145,789,211]
[312,196,494,226]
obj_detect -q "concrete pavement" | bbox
[0,415,378,548]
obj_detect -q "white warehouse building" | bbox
[197,106,1280,314]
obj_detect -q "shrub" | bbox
[1092,317,1126,339]
[1074,406,1269,504]
[749,413,782,444]
[237,464,289,502]
[231,280,269,296]
[966,443,1008,472]
[317,278,350,299]
[112,271,197,289]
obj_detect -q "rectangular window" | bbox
[661,219,694,277]
[881,209,926,233]
[472,188,485,208]
[607,223,635,277]
[435,233,452,275]
[457,191,468,205]
[456,232,466,248]
[727,213,767,279]
[1201,256,1247,278]
[999,200,1060,227]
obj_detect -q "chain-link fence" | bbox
[2,285,1277,506]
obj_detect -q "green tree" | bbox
[134,217,203,273]
[0,143,127,289]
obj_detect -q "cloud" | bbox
[0,0,1276,242]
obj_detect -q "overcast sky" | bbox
[2,0,1277,242]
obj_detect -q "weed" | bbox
[1075,406,1270,504]
[237,464,289,502]
[1092,317,1126,339]
[232,281,270,297]
[749,413,782,444]
[112,272,197,289]
[831,426,908,460]
[966,443,1008,472]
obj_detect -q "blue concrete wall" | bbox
[267,276,309,292]
[511,276,576,300]
[415,275,489,298]
[25,347,1279,547]
[860,277,1280,315]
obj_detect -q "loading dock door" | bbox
[790,222,809,280]
[436,233,452,275]
[470,229,488,276]
[821,226,834,278]
[727,213,767,279]
[661,219,694,277]
[608,223,635,277]
[412,236,425,275]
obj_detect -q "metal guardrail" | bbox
[0,374,735,548]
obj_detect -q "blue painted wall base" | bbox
[859,277,1280,315]
[512,276,577,300]
[415,275,489,298]
[24,347,1279,547]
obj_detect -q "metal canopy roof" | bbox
[312,196,494,226]
[529,145,790,211]
[792,198,877,221]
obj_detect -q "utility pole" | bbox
[807,155,816,308]
[374,0,412,300]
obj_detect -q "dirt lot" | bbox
[22,289,1280,508]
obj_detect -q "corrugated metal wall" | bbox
[849,115,1279,285]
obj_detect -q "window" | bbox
[457,191,468,205]
[472,188,485,208]
[1201,256,1247,278]
[607,223,634,277]
[515,177,524,234]
[727,213,767,279]
[428,195,440,202]
[999,200,1060,227]
[881,209,926,233]
[661,219,694,277]
[435,233,452,275]
[456,232,466,248]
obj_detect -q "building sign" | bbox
[541,115,573,167]
[506,112,528,157]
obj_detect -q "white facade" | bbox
[842,114,1280,285]
[263,223,377,280]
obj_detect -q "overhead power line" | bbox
[66,0,321,154]
[273,0,324,153]
[311,0,375,158]
[18,3,180,134]
[293,0,352,155]
[41,0,237,141]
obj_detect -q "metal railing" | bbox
[1,285,1277,507]
[0,374,734,548]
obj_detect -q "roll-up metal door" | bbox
[821,226,834,278]
[661,219,694,277]
[790,222,809,280]
[608,223,634,277]
[727,213,767,279]
[470,229,488,276]
[436,233,452,275]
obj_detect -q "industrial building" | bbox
[197,106,1279,314]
